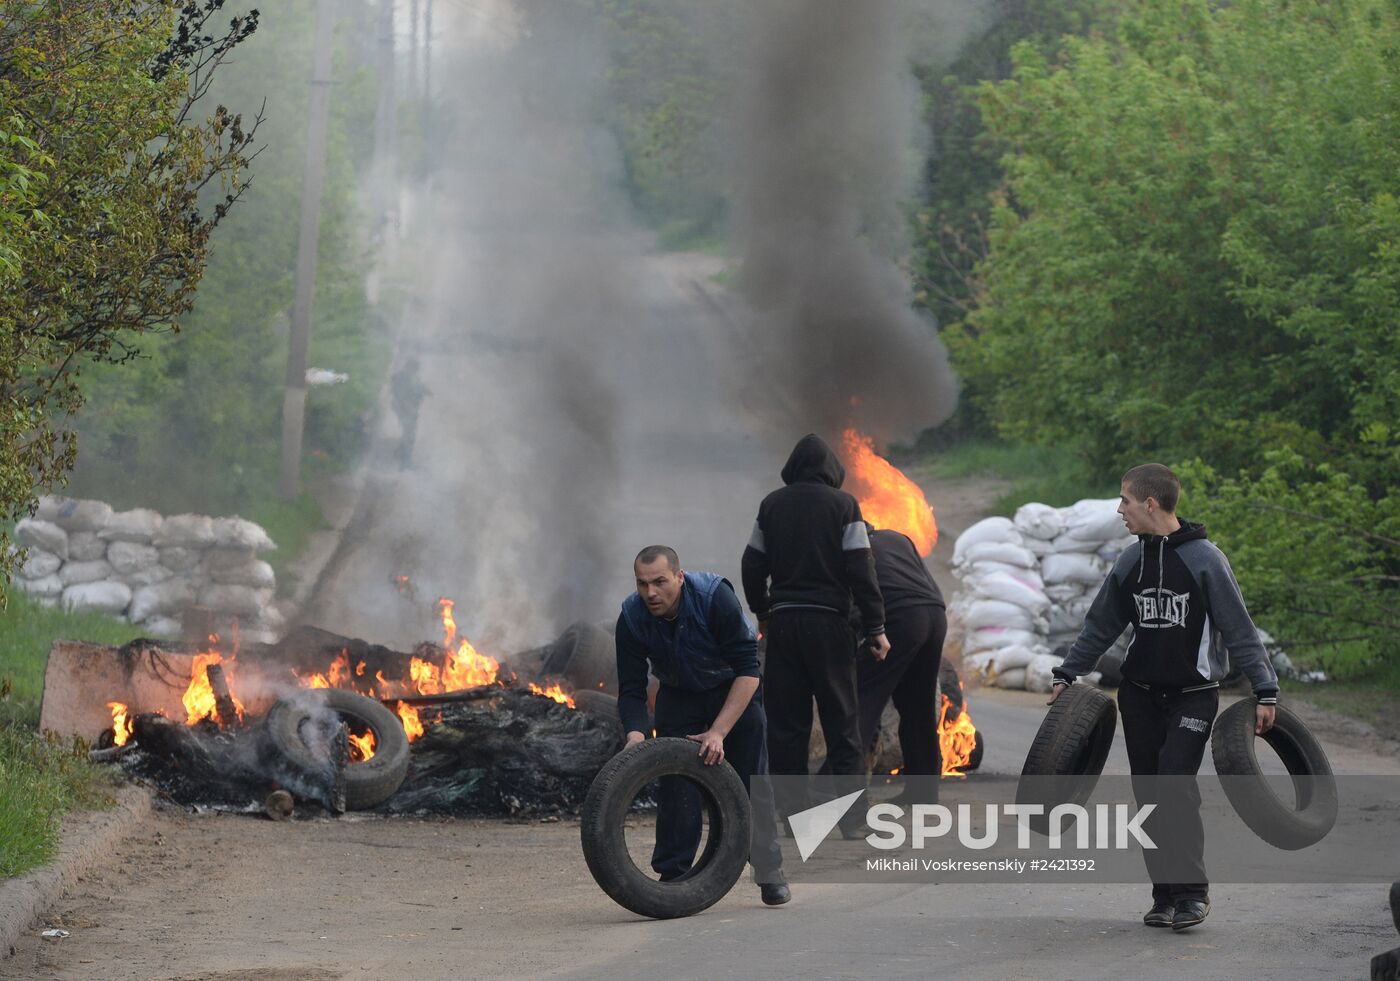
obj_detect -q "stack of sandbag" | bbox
[8,496,284,643]
[947,516,1052,690]
[950,503,1124,692]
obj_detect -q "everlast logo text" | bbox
[1134,588,1189,629]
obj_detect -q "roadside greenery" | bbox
[0,728,116,877]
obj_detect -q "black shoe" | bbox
[760,882,791,906]
[1172,899,1210,931]
[1143,902,1174,928]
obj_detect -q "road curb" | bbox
[0,782,151,958]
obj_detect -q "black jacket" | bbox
[869,527,944,614]
[740,434,885,635]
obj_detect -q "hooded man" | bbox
[1048,463,1278,932]
[740,434,889,834]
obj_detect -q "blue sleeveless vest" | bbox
[620,571,746,691]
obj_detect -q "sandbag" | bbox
[14,574,63,599]
[107,540,160,575]
[1023,536,1054,557]
[153,514,217,548]
[67,531,108,562]
[198,583,273,617]
[988,645,1038,674]
[992,668,1028,689]
[62,580,132,615]
[58,559,114,586]
[49,498,113,533]
[99,508,164,543]
[1045,583,1088,605]
[121,565,173,587]
[138,615,183,638]
[210,559,275,589]
[1041,552,1108,586]
[129,578,198,622]
[212,516,276,553]
[14,518,68,559]
[1046,604,1088,635]
[970,572,1050,615]
[962,650,997,678]
[33,496,64,523]
[966,626,1041,653]
[952,517,1022,565]
[1048,533,1104,554]
[20,549,62,579]
[158,546,200,571]
[1096,536,1135,562]
[962,562,1045,591]
[957,541,1038,570]
[962,599,1039,632]
[203,546,257,574]
[1014,503,1064,541]
[1058,498,1125,543]
[1024,654,1061,694]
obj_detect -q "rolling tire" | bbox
[1211,700,1336,850]
[580,737,750,919]
[266,689,410,810]
[1016,684,1116,834]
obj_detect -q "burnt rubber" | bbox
[1016,684,1117,834]
[553,621,618,693]
[1211,700,1336,850]
[571,688,621,725]
[265,688,410,810]
[580,737,750,919]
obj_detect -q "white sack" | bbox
[129,579,198,622]
[1024,654,1061,694]
[971,572,1050,615]
[67,531,108,562]
[992,668,1028,689]
[967,626,1041,653]
[1059,498,1126,543]
[210,559,275,589]
[988,645,1038,673]
[212,517,276,553]
[962,599,1038,632]
[121,565,172,588]
[1045,583,1088,605]
[960,561,1046,590]
[137,616,183,638]
[1014,503,1064,541]
[1049,533,1104,554]
[107,540,160,575]
[957,541,1038,570]
[62,580,132,615]
[1041,552,1108,586]
[20,550,62,579]
[99,508,164,543]
[49,498,113,533]
[952,517,1023,565]
[198,583,273,618]
[153,514,216,548]
[14,519,68,559]
[158,546,200,571]
[14,574,63,599]
[59,559,114,586]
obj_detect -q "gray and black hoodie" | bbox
[1052,521,1278,703]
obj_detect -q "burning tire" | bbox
[265,689,410,811]
[1016,684,1116,834]
[581,737,751,919]
[555,621,617,693]
[1211,700,1336,850]
[571,689,620,724]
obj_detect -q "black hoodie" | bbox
[740,434,886,634]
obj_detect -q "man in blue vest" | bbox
[616,545,790,906]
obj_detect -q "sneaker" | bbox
[760,882,791,906]
[1142,902,1174,928]
[1172,899,1211,931]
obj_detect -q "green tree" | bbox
[0,0,259,592]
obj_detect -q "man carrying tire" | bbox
[616,545,790,906]
[1047,463,1278,932]
[741,434,890,837]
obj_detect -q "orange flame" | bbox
[938,691,978,778]
[347,727,376,762]
[182,651,246,726]
[108,702,133,747]
[528,682,577,709]
[397,701,424,740]
[840,427,938,556]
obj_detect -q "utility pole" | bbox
[278,0,337,502]
[372,0,397,230]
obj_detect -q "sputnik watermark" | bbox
[787,797,1156,860]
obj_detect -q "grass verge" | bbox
[0,728,116,877]
[910,438,1118,514]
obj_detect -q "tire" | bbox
[558,621,618,693]
[1016,684,1117,834]
[1391,881,1400,937]
[265,689,410,811]
[572,689,620,725]
[1211,700,1337,850]
[580,737,751,919]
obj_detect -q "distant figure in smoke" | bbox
[615,546,790,906]
[740,434,889,836]
[390,357,426,470]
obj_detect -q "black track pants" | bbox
[1118,681,1219,905]
[763,609,866,828]
[856,605,946,777]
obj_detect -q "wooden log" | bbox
[206,662,239,727]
